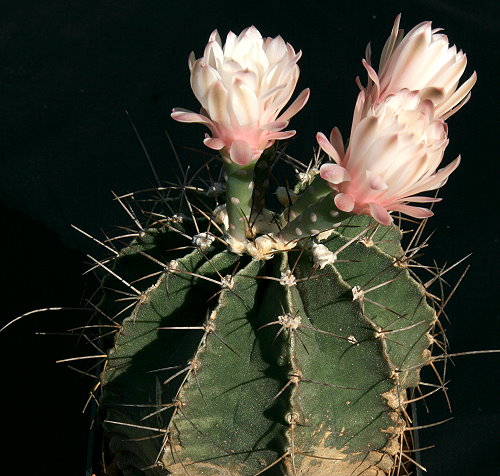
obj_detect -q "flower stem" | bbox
[282,176,332,221]
[224,161,256,245]
[278,193,349,243]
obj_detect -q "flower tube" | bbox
[318,89,458,226]
[172,26,309,165]
[361,15,476,120]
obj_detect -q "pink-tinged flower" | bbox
[318,89,459,226]
[171,26,309,165]
[361,15,476,120]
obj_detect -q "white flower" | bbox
[361,15,476,120]
[172,26,309,165]
[318,90,458,225]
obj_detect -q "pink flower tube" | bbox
[361,15,477,120]
[318,90,459,226]
[171,26,309,165]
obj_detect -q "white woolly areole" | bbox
[348,335,359,345]
[226,234,248,255]
[280,270,297,287]
[192,232,216,250]
[246,234,297,260]
[213,204,229,230]
[312,243,337,269]
[352,285,364,301]
[246,235,276,260]
[278,313,301,330]
[316,228,335,241]
[167,213,186,224]
[221,275,234,289]
[297,168,319,187]
[166,260,179,273]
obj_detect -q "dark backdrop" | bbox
[1,1,498,475]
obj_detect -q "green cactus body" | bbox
[98,211,435,475]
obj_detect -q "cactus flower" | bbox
[318,89,459,226]
[361,15,476,120]
[172,26,309,165]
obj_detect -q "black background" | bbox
[1,1,498,475]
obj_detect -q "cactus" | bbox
[92,171,442,476]
[75,18,480,476]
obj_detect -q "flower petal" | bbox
[366,170,388,190]
[379,14,402,76]
[207,81,230,124]
[403,195,441,203]
[204,36,224,69]
[320,163,351,184]
[203,135,225,150]
[406,156,460,195]
[277,88,310,122]
[362,59,380,99]
[171,108,212,125]
[229,140,255,165]
[266,130,296,140]
[390,203,434,219]
[334,193,355,212]
[316,132,342,164]
[230,78,260,126]
[437,71,477,119]
[261,120,289,131]
[191,62,220,105]
[188,51,196,72]
[329,126,345,159]
[368,202,393,225]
